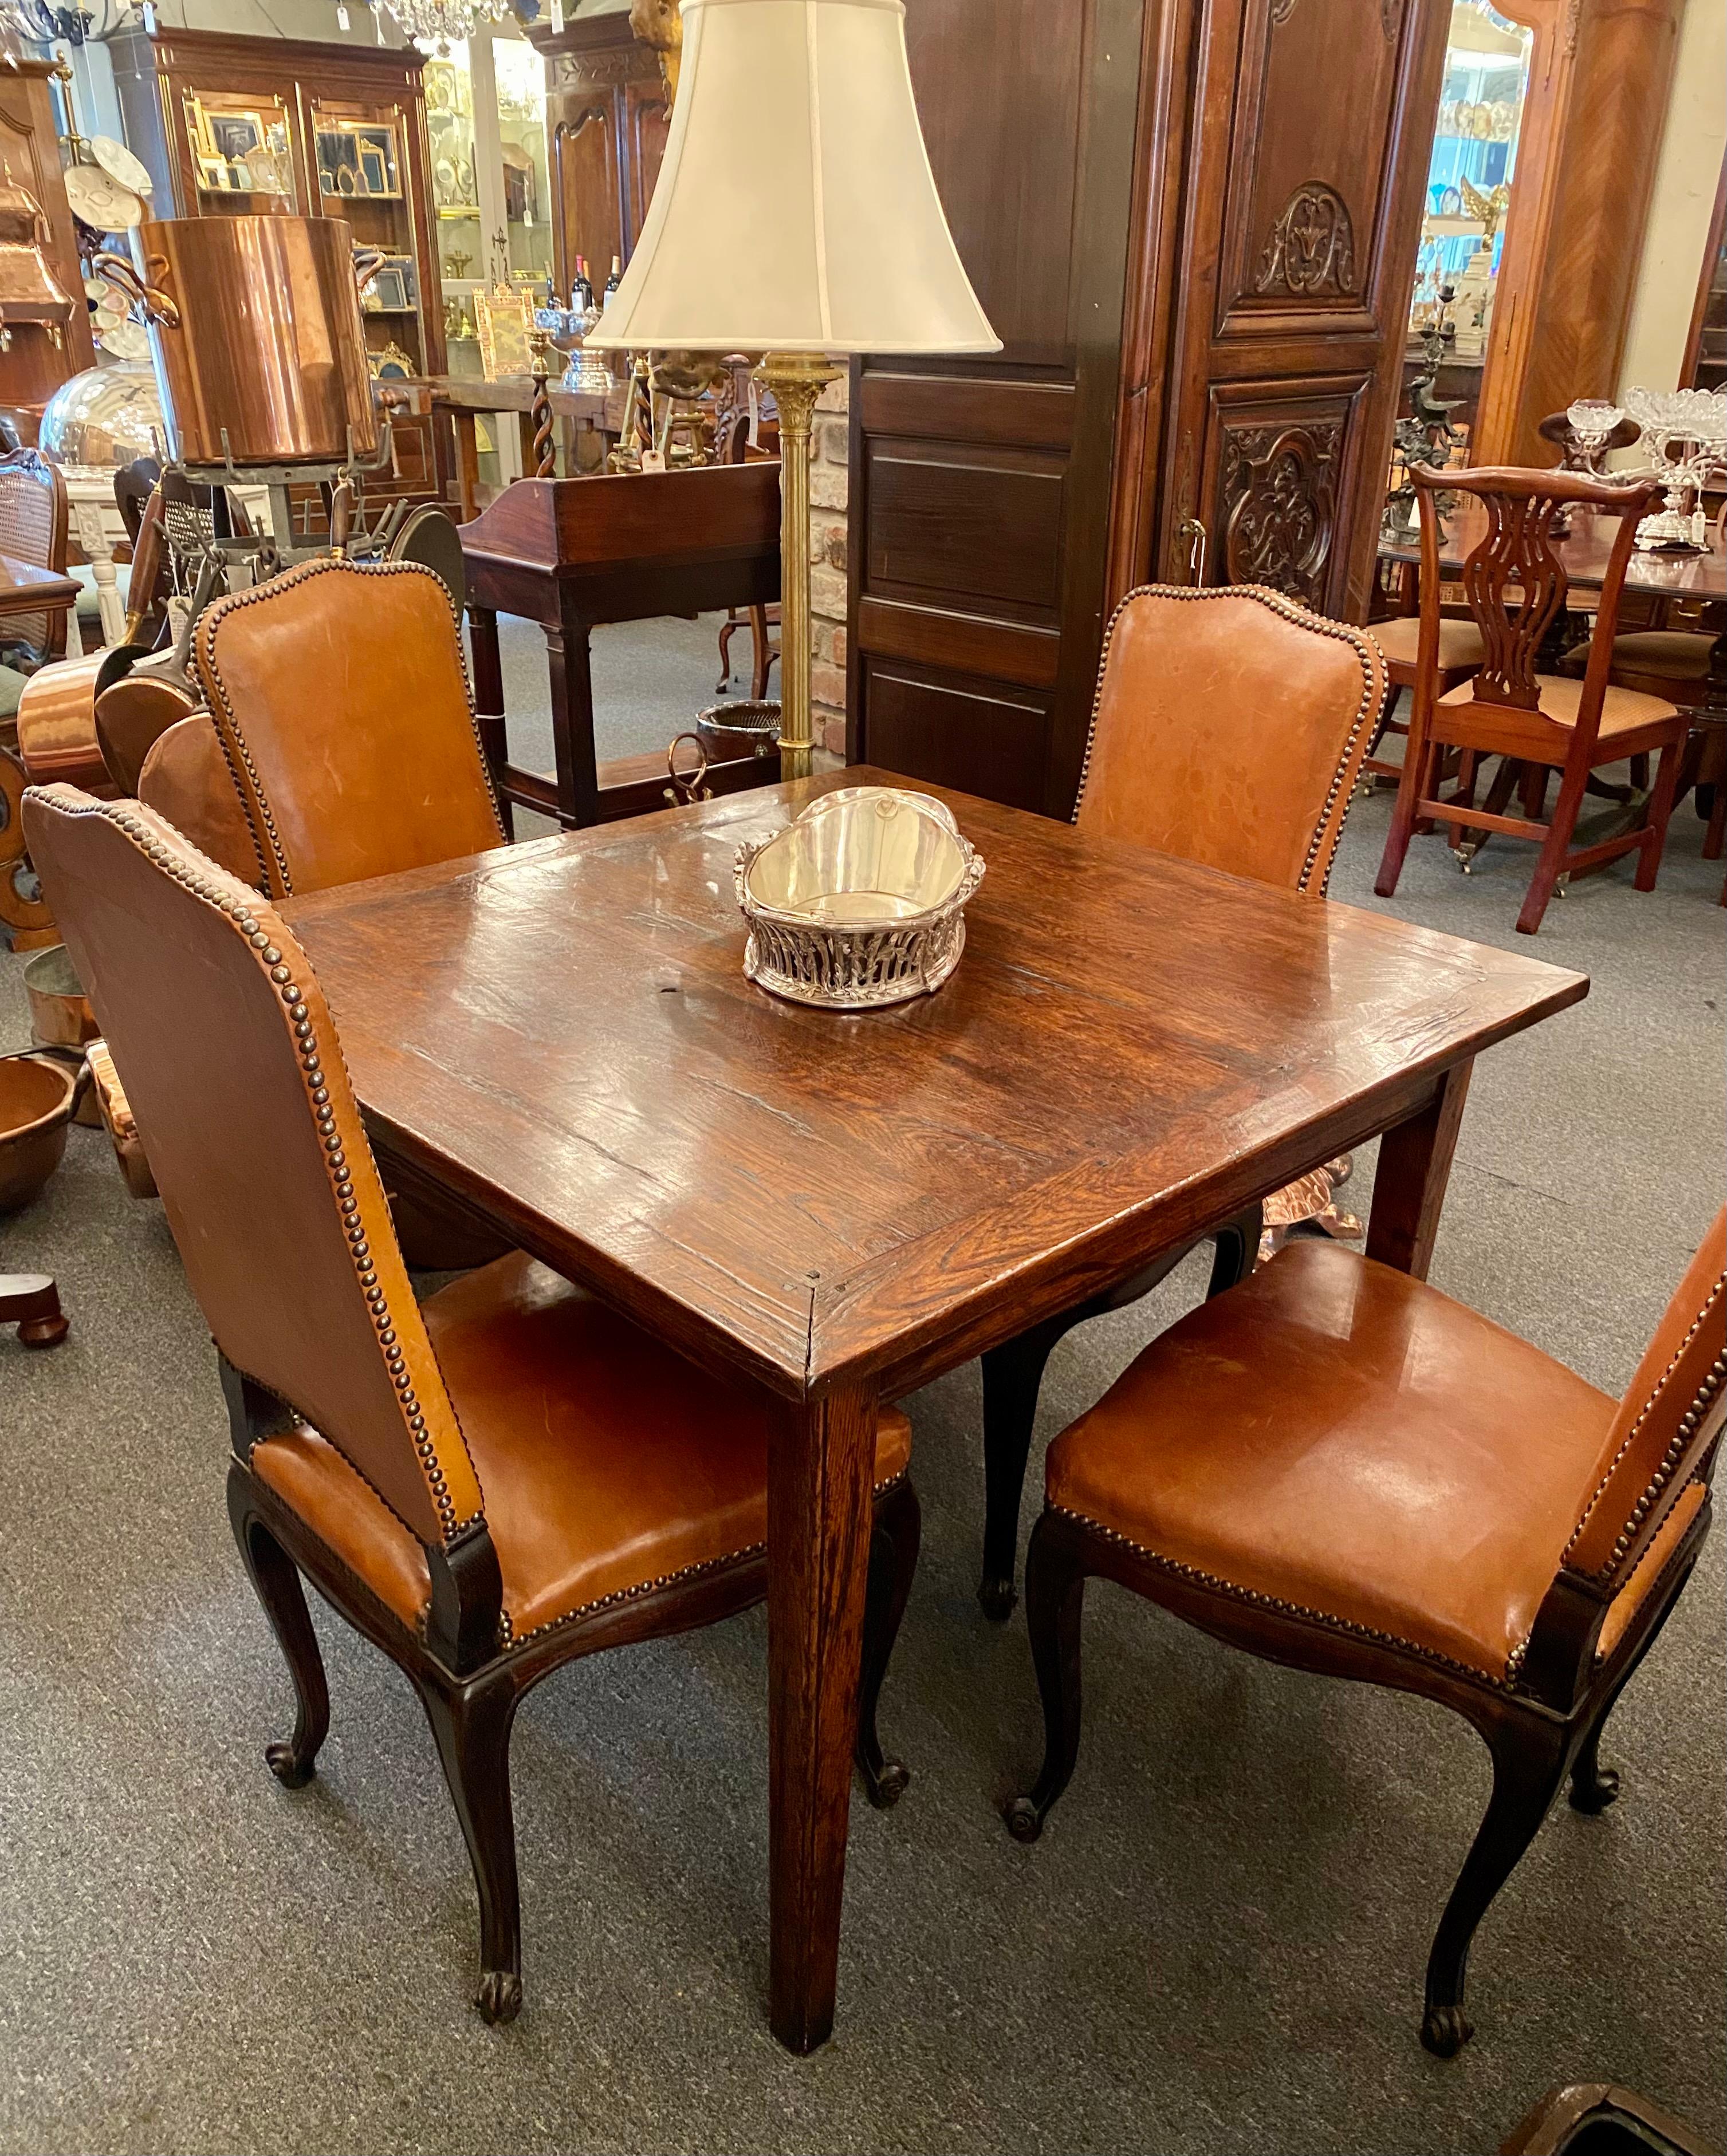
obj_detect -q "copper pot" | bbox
[0,1052,80,1213]
[93,218,383,470]
[23,943,97,1051]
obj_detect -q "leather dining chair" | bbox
[1003,1218,1725,2057]
[23,783,922,2025]
[191,554,506,899]
[1375,464,1687,935]
[974,582,1386,1622]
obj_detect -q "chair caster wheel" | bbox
[1569,1764,1620,1814]
[477,1970,523,2025]
[1003,1796,1044,1844]
[1421,2003,1473,2058]
[977,1575,1017,1623]
[265,1741,315,1789]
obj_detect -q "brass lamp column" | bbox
[758,352,839,778]
[584,0,999,782]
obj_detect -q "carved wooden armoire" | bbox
[845,0,1451,817]
[528,10,673,301]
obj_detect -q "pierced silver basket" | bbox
[734,787,986,1010]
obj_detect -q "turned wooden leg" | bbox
[855,1476,921,1810]
[466,605,512,841]
[1517,753,1592,935]
[767,1379,877,2054]
[1004,1508,1088,1844]
[0,1271,68,1347]
[227,1465,330,1790]
[1422,1714,1571,2056]
[418,1673,524,2025]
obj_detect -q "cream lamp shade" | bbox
[584,0,999,356]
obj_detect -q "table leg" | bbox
[71,499,125,650]
[1366,1059,1473,1280]
[466,605,513,839]
[767,1379,877,2055]
[454,413,481,523]
[545,595,600,826]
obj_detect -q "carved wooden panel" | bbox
[1203,380,1366,612]
[1215,0,1404,332]
[554,105,622,296]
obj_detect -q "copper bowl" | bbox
[23,943,97,1051]
[0,1052,80,1212]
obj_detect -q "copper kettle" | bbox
[93,216,387,470]
[0,174,73,334]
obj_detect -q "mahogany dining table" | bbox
[282,766,1588,2055]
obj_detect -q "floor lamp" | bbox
[587,0,998,779]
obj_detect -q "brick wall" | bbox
[808,372,851,758]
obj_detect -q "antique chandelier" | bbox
[367,0,513,55]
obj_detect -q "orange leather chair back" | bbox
[137,712,266,887]
[22,784,485,1553]
[192,557,505,900]
[1564,1209,1726,1587]
[1076,584,1384,893]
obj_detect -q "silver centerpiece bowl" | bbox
[734,787,986,1010]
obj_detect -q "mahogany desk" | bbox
[284,768,1588,2055]
[457,460,782,831]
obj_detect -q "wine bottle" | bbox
[573,255,596,313]
[603,254,621,306]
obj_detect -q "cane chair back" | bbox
[192,557,504,899]
[0,447,70,666]
[22,785,485,1552]
[1075,582,1384,893]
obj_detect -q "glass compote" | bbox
[1622,385,1727,550]
[1564,397,1623,472]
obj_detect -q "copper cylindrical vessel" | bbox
[95,216,379,469]
[14,655,116,794]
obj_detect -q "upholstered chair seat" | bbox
[1371,614,1486,672]
[1006,1213,1724,2060]
[1438,672,1679,739]
[255,1250,913,1644]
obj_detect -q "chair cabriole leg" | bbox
[978,1314,1072,1621]
[226,1465,331,1790]
[1421,1714,1570,2056]
[855,1476,921,1809]
[1004,1510,1087,1844]
[418,1674,524,2026]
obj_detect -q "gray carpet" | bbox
[2,642,1723,2155]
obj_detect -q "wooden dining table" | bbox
[282,766,1588,2055]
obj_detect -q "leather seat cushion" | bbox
[1439,672,1678,738]
[1371,616,1485,672]
[253,1252,912,1644]
[1044,1241,1616,1681]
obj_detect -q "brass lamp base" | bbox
[756,352,841,781]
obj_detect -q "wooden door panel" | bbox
[1201,377,1369,610]
[861,662,1055,813]
[865,440,1066,620]
[554,101,622,292]
[623,79,670,250]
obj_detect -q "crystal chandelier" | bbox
[368,0,513,56]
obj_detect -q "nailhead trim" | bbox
[1564,1270,1727,1585]
[498,1465,912,1653]
[1049,1503,1520,1691]
[1071,582,1383,897]
[194,557,505,899]
[44,791,482,1550]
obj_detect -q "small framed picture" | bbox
[198,156,231,192]
[352,125,400,198]
[209,111,264,163]
[371,265,408,311]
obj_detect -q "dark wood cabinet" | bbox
[847,0,1449,818]
[109,25,445,509]
[528,13,671,299]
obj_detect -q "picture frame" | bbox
[209,111,264,164]
[370,265,410,312]
[351,125,402,199]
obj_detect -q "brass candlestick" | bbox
[756,351,840,782]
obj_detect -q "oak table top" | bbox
[1379,502,1726,602]
[284,766,1590,2053]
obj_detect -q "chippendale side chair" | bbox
[974,582,1387,1621]
[1004,1220,1725,2056]
[1375,465,1687,935]
[23,785,921,2024]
